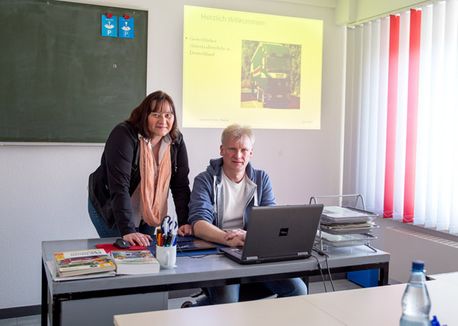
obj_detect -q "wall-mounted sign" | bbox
[101,13,118,37]
[119,15,134,39]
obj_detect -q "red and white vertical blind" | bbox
[348,0,458,233]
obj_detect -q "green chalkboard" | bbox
[0,0,147,142]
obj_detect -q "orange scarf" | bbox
[139,136,172,226]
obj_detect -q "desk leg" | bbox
[379,262,389,286]
[303,276,310,292]
[41,261,48,326]
[52,297,61,326]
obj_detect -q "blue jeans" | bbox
[88,198,155,237]
[196,278,307,306]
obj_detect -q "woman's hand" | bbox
[178,224,193,236]
[123,232,152,247]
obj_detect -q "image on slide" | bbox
[241,40,301,109]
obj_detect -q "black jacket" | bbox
[88,122,190,236]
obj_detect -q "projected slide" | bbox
[183,6,323,129]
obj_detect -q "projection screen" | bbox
[183,5,323,129]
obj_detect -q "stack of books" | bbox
[53,249,116,278]
[111,250,160,275]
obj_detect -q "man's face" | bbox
[220,135,253,175]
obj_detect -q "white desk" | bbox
[42,238,389,325]
[114,276,458,326]
[429,271,458,284]
[114,295,343,326]
[302,277,458,325]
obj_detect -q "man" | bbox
[187,124,307,305]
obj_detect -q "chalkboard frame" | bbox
[0,0,147,143]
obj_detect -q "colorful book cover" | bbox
[111,250,156,264]
[53,249,115,277]
[111,250,160,274]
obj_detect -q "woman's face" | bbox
[147,101,175,138]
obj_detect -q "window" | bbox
[346,0,458,233]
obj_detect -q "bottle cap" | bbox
[412,260,425,272]
[431,315,441,326]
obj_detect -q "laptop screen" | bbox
[241,204,323,261]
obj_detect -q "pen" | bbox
[164,232,170,246]
[170,234,177,246]
[156,229,163,246]
[165,233,176,246]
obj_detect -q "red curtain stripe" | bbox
[384,15,400,218]
[403,9,422,223]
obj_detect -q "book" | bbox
[47,261,116,282]
[53,249,116,278]
[111,250,160,275]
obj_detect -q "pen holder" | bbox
[155,245,177,269]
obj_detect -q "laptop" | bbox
[219,204,324,264]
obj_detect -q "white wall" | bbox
[372,218,458,283]
[336,0,427,25]
[0,0,345,309]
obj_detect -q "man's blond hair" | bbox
[221,124,255,146]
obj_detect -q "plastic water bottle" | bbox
[400,260,431,326]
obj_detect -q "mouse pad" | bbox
[95,243,147,253]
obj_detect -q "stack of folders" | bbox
[111,250,160,275]
[319,206,378,247]
[53,249,116,278]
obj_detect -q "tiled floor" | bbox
[0,279,361,326]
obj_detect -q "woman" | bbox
[88,90,191,246]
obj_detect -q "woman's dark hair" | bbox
[127,90,179,141]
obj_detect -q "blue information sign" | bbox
[119,16,134,39]
[101,14,118,37]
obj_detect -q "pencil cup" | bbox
[155,245,177,269]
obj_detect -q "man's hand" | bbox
[194,220,244,246]
[177,224,193,236]
[224,229,246,247]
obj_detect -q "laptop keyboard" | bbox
[229,247,243,256]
